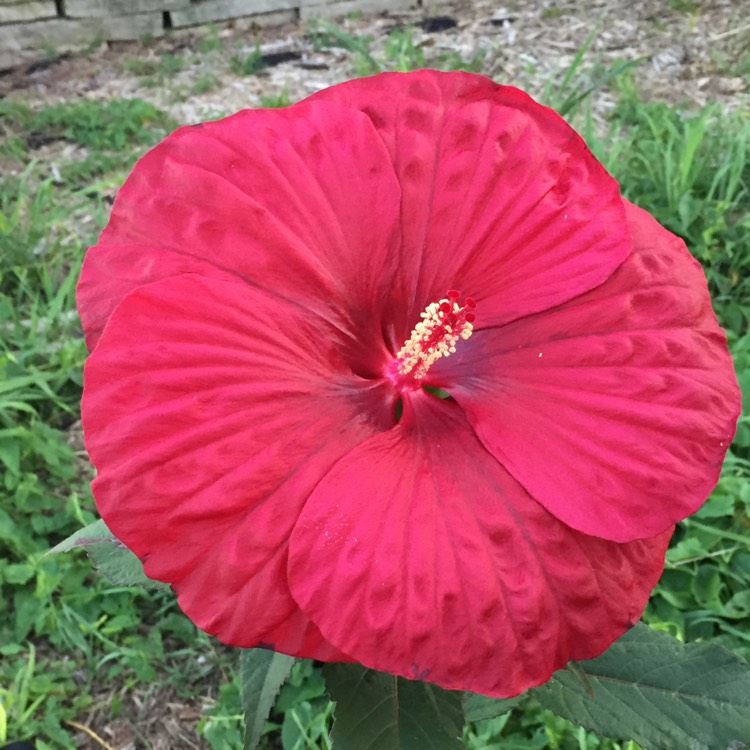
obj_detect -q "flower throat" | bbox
[387,290,475,389]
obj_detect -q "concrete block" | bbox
[101,10,165,40]
[231,9,298,30]
[300,0,415,20]
[64,0,191,17]
[0,1,56,22]
[0,17,102,69]
[171,0,298,28]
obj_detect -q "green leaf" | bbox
[239,648,296,750]
[46,518,114,553]
[3,563,35,585]
[0,434,20,475]
[462,691,525,722]
[46,518,168,589]
[694,490,735,519]
[84,539,169,589]
[275,660,327,712]
[692,564,724,609]
[532,623,750,749]
[0,507,17,541]
[324,664,464,750]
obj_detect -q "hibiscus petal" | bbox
[288,391,671,697]
[82,273,393,658]
[78,100,402,357]
[309,70,630,342]
[440,202,740,542]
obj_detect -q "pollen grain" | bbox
[393,290,476,382]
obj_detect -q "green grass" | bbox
[260,89,293,108]
[196,24,224,54]
[307,21,487,75]
[1,31,748,750]
[124,52,186,81]
[0,98,176,188]
[667,0,699,12]
[0,97,217,749]
[191,72,220,95]
[229,42,265,76]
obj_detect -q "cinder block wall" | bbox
[0,0,421,70]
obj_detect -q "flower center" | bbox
[387,290,475,388]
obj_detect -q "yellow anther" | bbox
[393,292,476,382]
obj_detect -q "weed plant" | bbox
[260,90,293,109]
[191,73,220,96]
[124,52,186,87]
[229,43,265,77]
[308,21,485,75]
[0,28,748,750]
[196,24,224,54]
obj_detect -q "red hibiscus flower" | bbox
[78,71,740,697]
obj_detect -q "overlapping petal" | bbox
[77,70,740,696]
[78,100,402,359]
[438,202,741,542]
[82,272,393,658]
[288,391,671,697]
[309,70,630,341]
